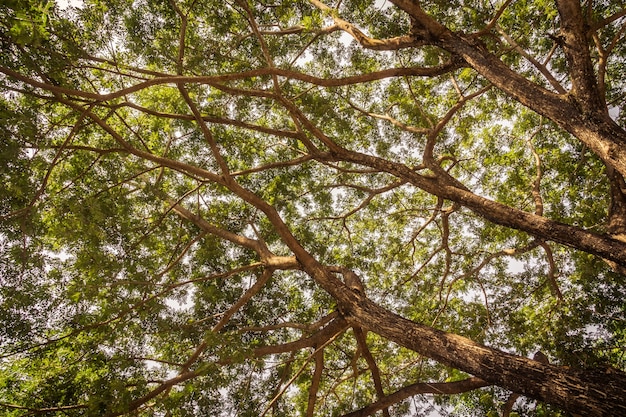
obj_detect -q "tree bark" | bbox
[388,0,626,179]
[333,289,626,417]
[319,150,626,269]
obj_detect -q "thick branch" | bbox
[388,1,626,178]
[555,0,604,109]
[337,292,626,417]
[317,150,626,269]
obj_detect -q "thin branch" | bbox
[590,8,626,31]
[178,84,232,176]
[1,63,463,102]
[525,121,545,216]
[496,27,567,94]
[176,268,275,379]
[474,0,514,36]
[105,370,200,417]
[239,312,338,334]
[354,327,390,417]
[231,154,314,177]
[260,330,343,417]
[117,100,302,139]
[341,377,490,417]
[539,242,563,301]
[307,349,325,417]
[167,0,188,75]
[253,317,348,357]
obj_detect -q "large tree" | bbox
[1,0,625,415]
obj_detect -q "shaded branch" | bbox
[254,316,348,357]
[307,349,325,417]
[341,377,490,417]
[354,327,390,417]
[496,27,567,94]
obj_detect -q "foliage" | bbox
[1,0,625,416]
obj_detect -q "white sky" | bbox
[55,0,84,9]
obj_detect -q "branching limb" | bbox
[496,27,567,94]
[342,97,431,136]
[239,311,338,333]
[308,0,421,50]
[312,180,406,221]
[354,327,390,417]
[555,0,605,109]
[152,188,270,256]
[435,240,542,326]
[260,331,342,417]
[592,22,626,103]
[253,316,348,357]
[340,377,490,417]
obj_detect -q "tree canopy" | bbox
[1,0,626,416]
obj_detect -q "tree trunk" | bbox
[332,287,626,417]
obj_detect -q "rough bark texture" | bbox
[334,289,626,417]
[3,0,626,415]
[321,150,626,269]
[389,0,626,178]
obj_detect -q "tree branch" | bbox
[341,377,490,417]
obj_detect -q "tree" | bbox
[1,0,625,415]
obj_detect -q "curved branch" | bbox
[315,150,626,269]
[539,242,563,302]
[0,63,462,102]
[308,0,423,50]
[152,188,268,255]
[341,377,490,417]
[253,317,348,357]
[117,100,302,140]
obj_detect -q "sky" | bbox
[55,0,84,9]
